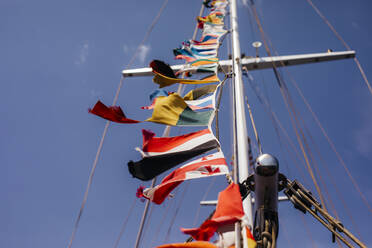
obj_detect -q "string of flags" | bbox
[89,0,256,246]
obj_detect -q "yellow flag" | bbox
[153,72,219,88]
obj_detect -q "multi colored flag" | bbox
[146,93,215,126]
[153,71,219,88]
[128,129,219,181]
[138,151,228,204]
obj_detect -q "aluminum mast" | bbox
[229,0,253,247]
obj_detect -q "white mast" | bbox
[230,0,254,229]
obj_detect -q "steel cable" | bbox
[305,0,372,96]
[66,1,170,247]
[113,198,138,248]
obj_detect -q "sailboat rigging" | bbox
[66,0,371,247]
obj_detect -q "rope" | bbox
[245,72,310,184]
[244,91,262,154]
[250,0,372,216]
[66,1,169,247]
[140,198,156,248]
[164,182,190,243]
[249,2,328,211]
[247,4,366,247]
[192,176,217,226]
[254,0,372,213]
[299,215,318,248]
[149,190,178,247]
[113,198,138,248]
[305,0,372,95]
[290,70,372,213]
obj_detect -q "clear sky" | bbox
[1,0,372,247]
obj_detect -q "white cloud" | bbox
[75,41,89,65]
[123,44,130,54]
[137,44,151,64]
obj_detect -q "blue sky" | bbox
[1,0,372,247]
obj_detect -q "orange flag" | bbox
[181,183,244,241]
[156,241,217,248]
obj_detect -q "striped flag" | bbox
[146,93,214,127]
[142,94,214,111]
[183,85,218,100]
[153,71,219,88]
[128,129,219,181]
[186,94,215,110]
[140,151,228,204]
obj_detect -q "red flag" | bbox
[181,183,244,241]
[156,241,217,248]
[89,100,140,124]
[140,152,228,204]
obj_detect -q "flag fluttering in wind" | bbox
[141,89,170,110]
[181,183,244,241]
[156,242,217,248]
[150,60,177,79]
[214,225,257,248]
[197,13,224,29]
[153,72,219,88]
[146,93,214,126]
[185,95,215,110]
[183,85,218,100]
[128,129,219,181]
[142,85,216,111]
[89,100,140,123]
[138,151,228,204]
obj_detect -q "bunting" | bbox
[146,93,214,126]
[183,85,218,100]
[128,129,219,181]
[88,100,140,124]
[156,242,217,248]
[138,151,228,204]
[181,183,244,241]
[142,85,218,111]
[153,71,219,88]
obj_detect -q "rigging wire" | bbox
[245,68,340,245]
[66,1,170,247]
[305,126,364,239]
[139,198,156,248]
[248,1,328,211]
[149,188,179,247]
[113,198,138,248]
[247,3,367,245]
[248,3,367,243]
[245,96,263,154]
[163,182,190,243]
[305,0,372,96]
[253,0,372,214]
[192,177,217,226]
[244,68,310,185]
[299,215,318,248]
[287,69,372,213]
